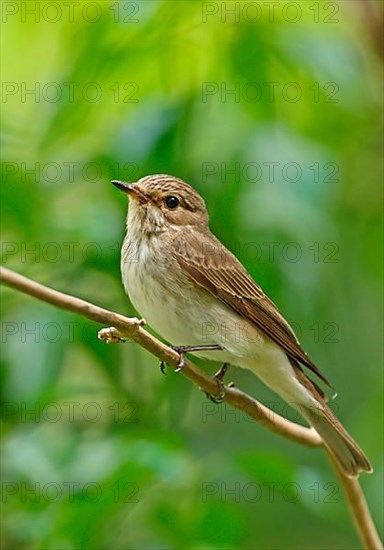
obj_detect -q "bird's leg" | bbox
[159,344,223,374]
[172,344,223,373]
[205,363,235,404]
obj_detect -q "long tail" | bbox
[290,360,372,478]
[301,403,373,477]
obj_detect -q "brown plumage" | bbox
[114,174,373,477]
[172,228,332,388]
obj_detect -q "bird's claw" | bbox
[204,363,234,404]
[172,346,187,372]
[158,343,223,375]
[159,347,186,374]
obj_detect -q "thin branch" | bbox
[328,454,383,550]
[0,266,382,550]
[0,266,320,446]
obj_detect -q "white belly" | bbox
[121,238,317,408]
[121,237,263,364]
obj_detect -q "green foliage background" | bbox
[1,1,383,548]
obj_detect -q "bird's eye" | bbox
[164,195,179,209]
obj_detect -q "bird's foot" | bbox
[159,344,223,374]
[205,363,235,404]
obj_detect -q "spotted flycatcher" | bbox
[112,174,372,478]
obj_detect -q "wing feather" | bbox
[172,231,331,387]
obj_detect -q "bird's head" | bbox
[112,174,209,234]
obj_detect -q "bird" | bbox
[112,173,372,478]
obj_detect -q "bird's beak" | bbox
[111,180,148,204]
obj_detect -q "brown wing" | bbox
[172,230,331,388]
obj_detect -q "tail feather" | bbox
[302,404,373,478]
[290,359,372,477]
